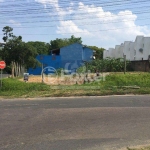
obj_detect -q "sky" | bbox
[0,0,150,49]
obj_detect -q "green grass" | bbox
[0,72,150,98]
[0,78,51,98]
[88,72,150,87]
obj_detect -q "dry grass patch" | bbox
[19,74,95,85]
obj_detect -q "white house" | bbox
[119,44,124,59]
[129,42,135,61]
[143,37,150,60]
[115,45,120,59]
[109,48,115,58]
[103,50,110,59]
[103,35,150,71]
[134,36,144,61]
[123,41,131,60]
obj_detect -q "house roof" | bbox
[51,48,60,52]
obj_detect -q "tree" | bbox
[20,42,39,69]
[1,26,39,77]
[2,26,13,43]
[69,35,82,44]
[88,46,105,60]
[50,35,82,50]
[26,41,50,55]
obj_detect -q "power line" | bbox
[0,23,149,36]
[0,0,149,25]
[0,0,149,14]
[0,8,150,24]
[0,0,149,38]
[0,16,150,28]
[0,3,150,18]
[0,0,136,9]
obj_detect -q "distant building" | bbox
[103,35,150,71]
[134,36,144,61]
[114,45,120,59]
[123,41,131,61]
[28,43,94,75]
[103,50,109,59]
[108,48,115,58]
[129,42,135,61]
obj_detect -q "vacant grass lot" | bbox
[0,72,150,98]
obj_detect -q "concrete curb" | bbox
[0,94,150,101]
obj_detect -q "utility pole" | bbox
[0,69,2,88]
[124,54,126,74]
[42,63,44,83]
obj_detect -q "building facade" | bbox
[28,43,93,75]
[103,35,150,71]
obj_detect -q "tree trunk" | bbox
[11,61,15,78]
[16,62,19,77]
[18,63,21,77]
[14,61,16,77]
[21,65,24,76]
[16,62,18,77]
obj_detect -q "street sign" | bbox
[0,61,6,88]
[0,61,6,69]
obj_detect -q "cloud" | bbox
[35,0,58,8]
[9,20,21,26]
[0,0,4,2]
[57,21,92,36]
[34,0,58,5]
[35,1,150,48]
[35,0,73,17]
[62,2,150,48]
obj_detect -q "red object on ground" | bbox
[0,61,6,69]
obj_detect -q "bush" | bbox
[55,68,64,76]
[86,58,131,72]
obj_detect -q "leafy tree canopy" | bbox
[2,26,13,42]
[1,26,39,73]
[27,41,50,55]
[50,35,82,50]
[88,46,105,60]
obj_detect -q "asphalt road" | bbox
[0,95,150,150]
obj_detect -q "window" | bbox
[139,48,143,53]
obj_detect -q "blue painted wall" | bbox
[83,47,93,61]
[28,43,93,75]
[28,55,61,75]
[60,43,93,73]
[60,43,83,60]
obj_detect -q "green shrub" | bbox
[102,73,150,87]
[83,58,131,73]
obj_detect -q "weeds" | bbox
[0,72,150,98]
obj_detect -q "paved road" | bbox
[0,95,150,150]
